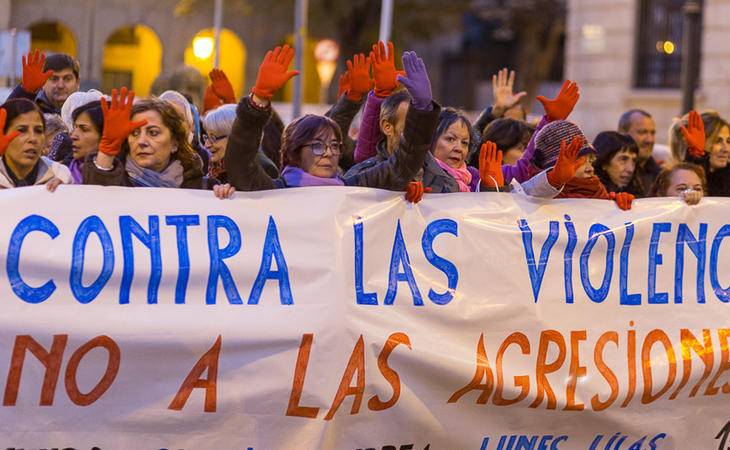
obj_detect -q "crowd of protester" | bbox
[2,43,727,210]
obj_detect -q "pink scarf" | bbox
[435,158,472,192]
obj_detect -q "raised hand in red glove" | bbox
[209,68,236,104]
[681,110,706,158]
[0,108,20,157]
[536,80,580,122]
[346,54,374,102]
[479,141,504,189]
[547,136,586,188]
[404,181,430,203]
[21,49,53,94]
[370,41,399,98]
[608,192,634,210]
[203,85,223,114]
[337,71,351,100]
[98,87,147,156]
[251,45,299,101]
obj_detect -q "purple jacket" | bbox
[353,91,385,163]
[501,115,548,184]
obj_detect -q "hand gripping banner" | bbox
[0,185,728,450]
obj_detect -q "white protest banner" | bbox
[0,185,728,450]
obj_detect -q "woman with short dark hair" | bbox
[593,131,644,196]
[0,98,72,190]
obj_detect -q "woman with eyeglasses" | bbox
[202,103,279,183]
[225,45,439,191]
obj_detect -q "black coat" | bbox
[224,96,441,191]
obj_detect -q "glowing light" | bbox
[663,41,675,54]
[193,37,214,59]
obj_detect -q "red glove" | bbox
[337,71,351,100]
[536,80,580,122]
[21,49,53,94]
[251,45,299,101]
[203,85,223,114]
[479,141,504,188]
[209,68,236,104]
[547,136,586,188]
[370,41,399,98]
[608,192,634,210]
[404,181,430,203]
[98,87,147,156]
[681,110,706,158]
[346,54,374,102]
[0,108,20,157]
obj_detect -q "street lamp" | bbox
[193,36,214,60]
[314,39,340,104]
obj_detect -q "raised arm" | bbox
[353,41,400,163]
[325,54,372,170]
[8,50,54,103]
[225,45,299,191]
[502,80,580,183]
[346,50,440,189]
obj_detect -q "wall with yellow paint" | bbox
[279,35,325,104]
[30,23,77,57]
[184,29,246,99]
[102,25,161,96]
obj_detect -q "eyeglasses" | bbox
[203,133,228,144]
[304,140,344,156]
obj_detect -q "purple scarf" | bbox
[69,159,83,184]
[281,166,345,187]
[435,158,472,192]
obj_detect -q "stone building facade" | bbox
[566,0,730,144]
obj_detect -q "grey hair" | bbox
[618,109,652,132]
[202,103,236,136]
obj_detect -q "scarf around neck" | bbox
[69,158,83,184]
[125,158,184,188]
[281,166,345,187]
[435,158,472,192]
[556,176,609,199]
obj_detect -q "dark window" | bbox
[102,70,132,94]
[107,27,138,45]
[635,0,702,88]
[29,22,63,41]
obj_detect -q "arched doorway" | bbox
[184,28,246,98]
[29,22,77,57]
[102,25,162,96]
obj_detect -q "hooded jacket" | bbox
[0,156,73,188]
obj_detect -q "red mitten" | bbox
[681,110,706,158]
[370,41,399,98]
[536,80,580,122]
[209,68,237,104]
[21,49,53,93]
[346,54,374,102]
[251,45,300,101]
[479,141,504,188]
[337,71,351,100]
[405,181,430,203]
[547,136,585,188]
[203,85,223,114]
[0,108,20,157]
[608,192,634,210]
[98,87,147,156]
